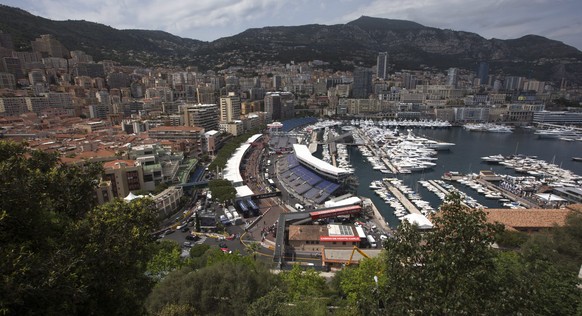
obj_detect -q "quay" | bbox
[427,180,472,208]
[384,184,422,215]
[363,197,392,234]
[475,179,539,208]
[308,131,318,153]
[381,157,398,173]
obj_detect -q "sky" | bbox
[3,0,582,50]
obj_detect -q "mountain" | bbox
[1,5,582,83]
[0,5,206,66]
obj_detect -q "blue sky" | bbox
[2,0,581,50]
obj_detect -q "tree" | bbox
[147,240,190,282]
[246,287,287,316]
[341,193,504,315]
[521,211,582,273]
[279,265,328,302]
[72,198,159,315]
[0,141,160,315]
[146,259,276,316]
[337,256,385,314]
[208,179,236,203]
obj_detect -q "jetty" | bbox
[384,184,422,215]
[381,157,398,173]
[476,179,539,209]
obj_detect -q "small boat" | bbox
[572,157,582,162]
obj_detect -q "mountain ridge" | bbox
[1,5,581,83]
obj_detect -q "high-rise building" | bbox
[2,57,23,79]
[219,92,241,123]
[504,76,525,91]
[0,72,16,89]
[376,52,389,80]
[477,62,489,86]
[31,34,69,58]
[264,92,294,121]
[183,103,219,132]
[273,75,282,91]
[447,68,458,88]
[102,160,145,198]
[352,68,373,99]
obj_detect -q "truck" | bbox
[366,235,377,248]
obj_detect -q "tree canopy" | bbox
[0,141,160,315]
[333,193,582,315]
[208,179,237,203]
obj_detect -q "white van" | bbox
[367,235,377,248]
[294,203,304,210]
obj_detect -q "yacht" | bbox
[481,154,505,163]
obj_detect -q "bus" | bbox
[237,200,250,217]
[246,199,260,216]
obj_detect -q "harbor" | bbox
[303,119,582,228]
[329,123,581,228]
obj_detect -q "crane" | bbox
[346,246,370,266]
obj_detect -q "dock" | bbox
[308,131,318,153]
[381,157,398,173]
[363,197,392,234]
[385,184,422,215]
[427,180,472,208]
[475,179,539,208]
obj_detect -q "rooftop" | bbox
[485,208,572,230]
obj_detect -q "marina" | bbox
[306,121,582,228]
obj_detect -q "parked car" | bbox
[185,235,200,241]
[183,241,192,247]
[180,226,190,233]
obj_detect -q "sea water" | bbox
[346,127,582,227]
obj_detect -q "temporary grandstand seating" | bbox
[277,154,341,204]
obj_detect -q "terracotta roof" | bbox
[103,159,136,169]
[486,208,571,229]
[566,204,582,213]
[149,125,204,132]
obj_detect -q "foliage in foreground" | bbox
[0,141,160,315]
[334,193,582,315]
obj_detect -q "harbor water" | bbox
[345,127,582,228]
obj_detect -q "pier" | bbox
[363,198,392,234]
[427,180,472,208]
[381,157,398,173]
[308,132,318,153]
[385,184,422,215]
[476,179,539,208]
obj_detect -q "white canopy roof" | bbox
[402,213,433,229]
[124,192,143,202]
[293,144,351,177]
[535,193,567,202]
[223,143,250,186]
[235,185,254,198]
[223,134,263,186]
[324,196,362,208]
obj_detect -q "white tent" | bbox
[535,193,566,202]
[402,213,433,229]
[124,192,143,202]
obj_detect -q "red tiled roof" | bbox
[486,208,571,229]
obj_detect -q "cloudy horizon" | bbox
[2,0,581,50]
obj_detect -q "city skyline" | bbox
[2,0,581,50]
